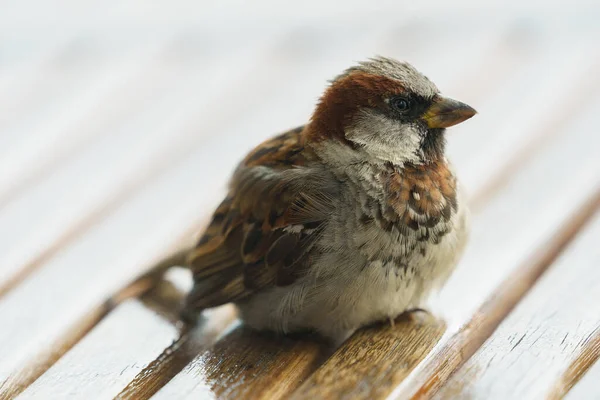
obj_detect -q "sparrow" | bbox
[166,56,475,340]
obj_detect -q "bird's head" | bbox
[307,56,476,166]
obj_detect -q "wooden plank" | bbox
[116,305,237,400]
[0,140,218,398]
[8,267,235,400]
[112,269,239,400]
[542,330,600,400]
[292,49,600,399]
[0,28,290,207]
[114,305,238,400]
[16,300,177,400]
[434,211,600,399]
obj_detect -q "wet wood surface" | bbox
[1,3,599,400]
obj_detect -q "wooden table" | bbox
[1,2,599,399]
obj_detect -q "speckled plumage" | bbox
[180,57,476,340]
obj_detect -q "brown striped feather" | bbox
[184,126,336,312]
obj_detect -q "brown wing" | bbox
[184,126,337,312]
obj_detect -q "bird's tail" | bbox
[141,248,192,281]
[113,246,194,308]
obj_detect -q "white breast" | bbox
[301,190,469,338]
[237,161,470,340]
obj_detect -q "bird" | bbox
[162,56,476,341]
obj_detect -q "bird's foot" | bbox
[394,307,432,327]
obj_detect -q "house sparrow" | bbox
[173,56,475,340]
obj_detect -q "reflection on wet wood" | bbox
[290,315,445,400]
[153,326,329,400]
[435,211,600,400]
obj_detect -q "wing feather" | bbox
[184,126,337,312]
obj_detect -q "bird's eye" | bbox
[390,97,411,112]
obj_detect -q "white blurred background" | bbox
[2,0,598,200]
[0,0,598,307]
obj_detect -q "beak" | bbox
[422,96,477,129]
